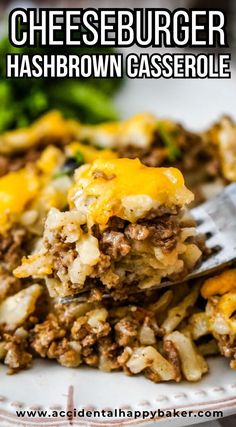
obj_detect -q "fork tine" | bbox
[189,183,236,277]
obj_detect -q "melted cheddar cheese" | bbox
[69,158,193,226]
[37,145,64,176]
[201,269,236,299]
[67,142,117,164]
[80,113,157,149]
[0,111,75,155]
[0,167,39,232]
[208,291,236,335]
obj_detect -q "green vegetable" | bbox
[53,171,71,180]
[74,150,85,167]
[53,151,85,179]
[48,81,118,123]
[0,36,123,132]
[157,123,182,162]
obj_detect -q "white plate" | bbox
[1,358,236,427]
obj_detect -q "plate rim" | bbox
[1,397,236,427]
[1,379,236,427]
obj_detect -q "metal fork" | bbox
[61,183,236,304]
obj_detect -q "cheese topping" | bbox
[67,142,117,164]
[37,145,64,176]
[207,291,236,335]
[69,158,193,226]
[201,269,236,299]
[80,113,157,149]
[0,167,39,232]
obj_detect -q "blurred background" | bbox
[0,0,235,131]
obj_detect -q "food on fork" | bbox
[14,158,203,299]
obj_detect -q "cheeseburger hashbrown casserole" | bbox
[0,111,236,383]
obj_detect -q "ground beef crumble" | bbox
[0,228,28,269]
[0,271,21,302]
[0,277,209,382]
[163,340,182,382]
[117,126,218,178]
[100,231,131,259]
[0,149,41,178]
[0,299,164,376]
[4,329,32,374]
[215,335,236,369]
[115,317,139,346]
[0,226,36,304]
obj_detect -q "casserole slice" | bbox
[14,158,203,299]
